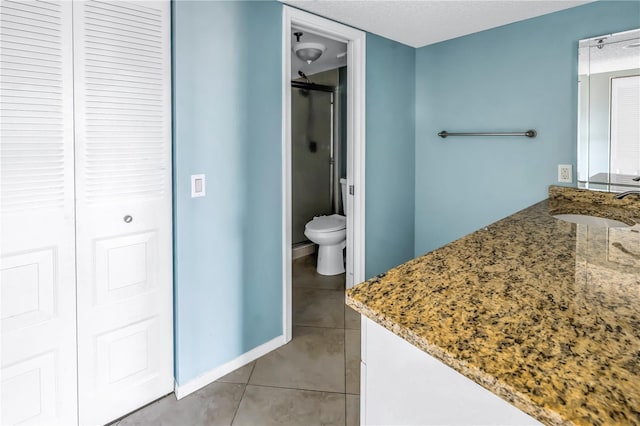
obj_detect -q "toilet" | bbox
[304,178,347,275]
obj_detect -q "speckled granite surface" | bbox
[346,186,640,426]
[549,186,640,226]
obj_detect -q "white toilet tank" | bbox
[340,178,347,216]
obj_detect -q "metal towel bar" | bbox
[438,130,537,138]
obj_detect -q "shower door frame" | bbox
[282,6,366,343]
[291,81,337,245]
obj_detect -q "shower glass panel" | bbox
[292,86,334,245]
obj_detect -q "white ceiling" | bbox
[282,0,595,48]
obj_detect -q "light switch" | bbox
[191,174,205,197]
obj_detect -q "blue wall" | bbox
[173,0,282,385]
[414,1,640,255]
[172,1,417,385]
[366,34,416,277]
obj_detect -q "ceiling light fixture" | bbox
[295,42,326,64]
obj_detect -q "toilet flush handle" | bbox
[123,215,133,223]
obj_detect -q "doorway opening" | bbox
[282,7,366,342]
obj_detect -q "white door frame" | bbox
[282,6,366,342]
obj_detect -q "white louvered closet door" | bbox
[0,1,78,425]
[72,1,173,424]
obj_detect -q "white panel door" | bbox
[72,1,173,424]
[0,1,78,424]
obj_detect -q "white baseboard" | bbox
[292,243,315,260]
[174,335,286,400]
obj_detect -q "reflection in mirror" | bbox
[578,29,640,192]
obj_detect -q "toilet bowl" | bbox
[304,214,346,275]
[304,178,348,276]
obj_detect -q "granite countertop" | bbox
[346,186,640,426]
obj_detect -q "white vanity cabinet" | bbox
[359,317,541,425]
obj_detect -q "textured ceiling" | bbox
[282,0,595,48]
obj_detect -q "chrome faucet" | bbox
[615,191,640,199]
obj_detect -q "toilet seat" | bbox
[305,214,346,233]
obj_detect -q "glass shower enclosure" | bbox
[291,82,337,245]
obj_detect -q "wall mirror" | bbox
[577,28,640,192]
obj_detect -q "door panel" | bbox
[1,249,55,330]
[72,1,173,424]
[94,231,158,303]
[0,1,78,425]
[95,317,162,386]
[1,352,57,425]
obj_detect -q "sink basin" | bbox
[553,214,631,228]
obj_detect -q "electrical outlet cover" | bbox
[558,164,572,183]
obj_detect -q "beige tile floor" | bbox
[114,254,361,426]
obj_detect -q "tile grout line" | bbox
[289,261,347,396]
[294,323,359,330]
[245,383,348,397]
[229,383,248,426]
[293,284,346,291]
[260,260,352,422]
[230,363,258,425]
[292,286,350,329]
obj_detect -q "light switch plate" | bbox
[191,174,205,197]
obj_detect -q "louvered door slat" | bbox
[0,1,69,212]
